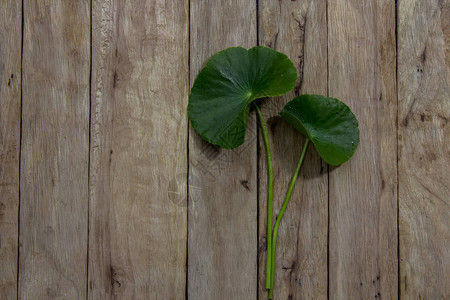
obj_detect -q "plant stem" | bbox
[254,103,274,290]
[269,138,310,298]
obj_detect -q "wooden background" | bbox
[0,0,448,299]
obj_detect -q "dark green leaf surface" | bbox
[188,46,297,149]
[280,94,359,165]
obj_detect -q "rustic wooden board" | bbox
[19,1,90,298]
[398,0,450,298]
[257,0,328,299]
[188,0,257,298]
[89,0,189,298]
[0,1,448,298]
[0,0,21,298]
[327,0,398,298]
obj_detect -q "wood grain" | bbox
[327,0,398,298]
[0,0,21,298]
[89,0,189,298]
[0,1,448,298]
[188,1,257,298]
[398,0,450,298]
[19,1,90,298]
[257,0,328,299]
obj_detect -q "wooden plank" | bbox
[89,0,189,298]
[398,0,450,298]
[19,1,90,298]
[327,0,398,298]
[188,1,257,298]
[0,0,21,298]
[257,0,328,299]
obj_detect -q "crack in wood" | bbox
[292,14,307,96]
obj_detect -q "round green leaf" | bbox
[188,46,297,149]
[280,94,360,165]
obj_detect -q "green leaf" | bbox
[280,94,360,165]
[188,46,297,149]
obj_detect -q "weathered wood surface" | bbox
[19,1,90,298]
[398,0,450,298]
[258,0,328,299]
[0,0,449,298]
[89,0,189,298]
[0,0,21,298]
[188,0,257,298]
[327,0,398,299]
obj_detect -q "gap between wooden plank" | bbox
[395,1,400,299]
[255,2,260,299]
[185,1,191,299]
[17,0,24,299]
[86,0,93,298]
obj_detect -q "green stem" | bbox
[254,103,274,290]
[269,138,310,298]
